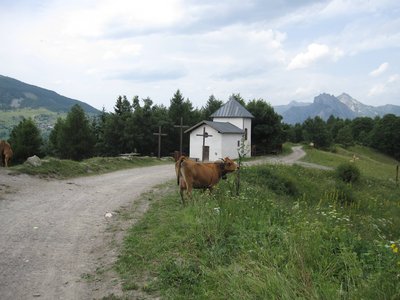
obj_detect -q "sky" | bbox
[1,0,399,111]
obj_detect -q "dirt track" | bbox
[0,164,174,300]
[247,145,332,170]
[0,147,330,299]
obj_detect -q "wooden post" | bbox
[153,126,167,158]
[236,159,241,196]
[196,127,212,162]
[174,117,189,156]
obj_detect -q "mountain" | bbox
[337,93,400,117]
[277,93,400,124]
[274,100,310,115]
[0,75,99,114]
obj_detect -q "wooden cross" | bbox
[196,127,212,162]
[153,125,167,158]
[174,117,189,156]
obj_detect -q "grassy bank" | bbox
[301,144,399,181]
[10,156,172,179]
[112,146,400,299]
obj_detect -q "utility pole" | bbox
[196,127,212,162]
[174,117,189,156]
[153,126,167,158]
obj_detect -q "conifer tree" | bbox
[57,104,95,160]
[9,118,43,162]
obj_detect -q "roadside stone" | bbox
[25,155,42,167]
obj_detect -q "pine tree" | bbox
[202,95,223,120]
[57,104,95,160]
[9,118,43,163]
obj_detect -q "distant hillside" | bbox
[0,75,100,139]
[277,93,400,124]
[274,101,310,115]
[0,75,99,114]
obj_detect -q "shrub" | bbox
[336,162,361,183]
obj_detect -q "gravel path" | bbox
[0,164,174,300]
[0,147,330,299]
[245,145,333,170]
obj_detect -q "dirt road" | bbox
[246,146,332,170]
[0,164,174,300]
[0,147,329,299]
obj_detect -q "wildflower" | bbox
[213,207,220,214]
[391,243,399,254]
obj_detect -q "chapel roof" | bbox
[185,120,244,134]
[210,98,254,119]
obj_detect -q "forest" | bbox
[5,89,400,163]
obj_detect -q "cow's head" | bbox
[221,157,238,174]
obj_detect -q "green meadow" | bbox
[113,145,400,299]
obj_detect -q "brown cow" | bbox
[0,140,13,167]
[175,156,238,204]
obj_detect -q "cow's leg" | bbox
[185,180,193,203]
[179,177,187,205]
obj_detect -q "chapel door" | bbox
[202,146,209,162]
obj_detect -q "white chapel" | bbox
[185,98,254,161]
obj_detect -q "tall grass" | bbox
[115,148,400,299]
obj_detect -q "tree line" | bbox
[285,114,400,160]
[7,90,285,163]
[6,89,400,163]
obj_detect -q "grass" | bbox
[9,156,173,179]
[301,144,399,181]
[113,145,400,299]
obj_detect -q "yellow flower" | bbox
[391,243,396,249]
[394,247,399,254]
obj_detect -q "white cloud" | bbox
[368,73,400,97]
[369,62,389,77]
[62,0,184,38]
[368,83,386,97]
[287,43,343,70]
[102,43,143,60]
[388,73,399,83]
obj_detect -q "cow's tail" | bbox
[176,156,186,185]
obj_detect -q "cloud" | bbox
[62,0,184,38]
[368,73,400,97]
[368,83,386,97]
[287,43,343,70]
[102,43,143,60]
[369,62,389,77]
[215,66,266,81]
[107,67,187,82]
